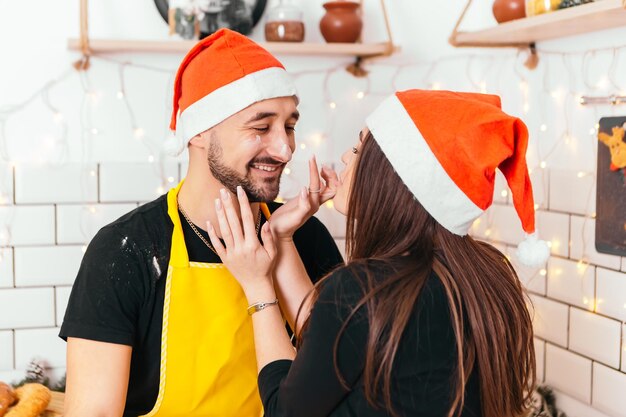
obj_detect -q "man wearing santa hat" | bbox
[60,29,342,417]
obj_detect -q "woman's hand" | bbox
[269,156,339,240]
[207,186,277,301]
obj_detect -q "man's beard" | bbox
[207,136,282,202]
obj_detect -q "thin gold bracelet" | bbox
[247,299,279,316]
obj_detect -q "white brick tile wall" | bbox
[592,363,626,417]
[0,248,13,288]
[0,288,54,329]
[492,170,509,205]
[553,390,613,417]
[0,206,55,246]
[14,163,98,204]
[530,169,549,210]
[547,257,594,309]
[0,331,13,371]
[14,328,65,369]
[534,338,545,382]
[595,268,626,322]
[0,163,13,205]
[536,210,570,257]
[569,308,621,368]
[512,257,546,295]
[0,370,24,385]
[56,203,137,244]
[570,216,622,270]
[549,170,595,216]
[472,204,525,246]
[529,295,569,347]
[545,343,592,404]
[55,286,72,326]
[99,162,179,202]
[622,324,626,373]
[14,246,83,287]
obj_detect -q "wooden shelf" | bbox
[452,0,626,47]
[67,38,396,58]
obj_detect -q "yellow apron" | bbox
[141,181,268,417]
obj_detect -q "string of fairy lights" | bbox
[0,44,625,317]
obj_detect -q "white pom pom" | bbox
[163,133,185,156]
[516,232,550,267]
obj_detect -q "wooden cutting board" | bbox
[41,391,64,417]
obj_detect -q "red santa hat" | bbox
[165,28,298,155]
[366,89,549,267]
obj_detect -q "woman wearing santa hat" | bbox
[210,89,549,417]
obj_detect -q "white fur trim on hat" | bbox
[163,132,185,156]
[176,67,297,144]
[365,94,483,235]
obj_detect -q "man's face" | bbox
[205,96,299,202]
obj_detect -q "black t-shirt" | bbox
[59,194,343,417]
[258,262,482,417]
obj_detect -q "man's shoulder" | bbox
[93,194,171,249]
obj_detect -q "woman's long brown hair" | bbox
[298,132,535,417]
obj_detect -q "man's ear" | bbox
[189,130,210,149]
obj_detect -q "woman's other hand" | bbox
[269,155,339,240]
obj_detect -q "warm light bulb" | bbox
[53,112,64,124]
[89,170,96,177]
[82,245,88,253]
[540,124,547,132]
[540,161,547,169]
[356,91,365,99]
[148,155,155,163]
[284,168,291,175]
[430,82,442,91]
[325,200,334,209]
[117,91,124,99]
[589,127,596,136]
[480,81,487,94]
[485,228,492,237]
[91,128,99,135]
[329,102,336,109]
[300,143,307,150]
[156,186,165,194]
[519,80,528,91]
[500,190,508,198]
[534,203,539,210]
[539,269,547,276]
[275,196,284,203]
[167,176,175,183]
[134,128,145,139]
[523,102,530,113]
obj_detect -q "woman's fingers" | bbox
[308,155,321,200]
[236,186,258,242]
[214,198,234,249]
[320,165,339,203]
[261,222,277,260]
[206,221,226,258]
[220,188,244,244]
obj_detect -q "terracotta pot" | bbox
[319,1,362,43]
[492,0,526,23]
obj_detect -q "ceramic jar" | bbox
[492,0,526,23]
[319,0,362,43]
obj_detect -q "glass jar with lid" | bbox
[264,0,305,42]
[525,0,562,16]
